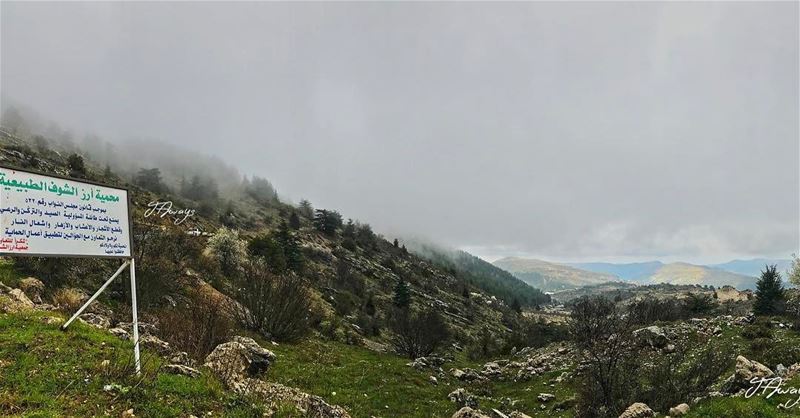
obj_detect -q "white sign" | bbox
[0,166,131,257]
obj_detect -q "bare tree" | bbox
[233,258,312,342]
[389,307,450,359]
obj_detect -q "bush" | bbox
[502,317,569,354]
[389,307,450,359]
[233,258,312,342]
[206,227,248,279]
[156,289,233,361]
[51,288,85,311]
[467,326,500,360]
[133,224,204,307]
[570,296,639,417]
[742,320,773,340]
[638,343,733,413]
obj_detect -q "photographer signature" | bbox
[143,201,196,225]
[746,377,800,409]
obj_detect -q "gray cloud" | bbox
[2,2,797,263]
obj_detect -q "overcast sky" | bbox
[1,2,798,264]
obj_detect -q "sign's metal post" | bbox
[129,257,141,375]
[61,259,131,330]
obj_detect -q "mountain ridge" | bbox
[498,257,766,290]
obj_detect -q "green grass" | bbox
[0,310,271,417]
[0,258,25,288]
[688,383,800,418]
[266,338,574,417]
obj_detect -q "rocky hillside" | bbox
[406,242,550,307]
[0,127,545,343]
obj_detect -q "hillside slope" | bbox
[493,257,617,292]
[406,242,550,307]
[648,263,757,289]
[568,261,663,281]
[708,258,792,278]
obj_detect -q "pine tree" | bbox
[510,298,522,314]
[393,238,399,248]
[393,279,411,308]
[275,221,303,272]
[298,199,314,219]
[313,209,343,235]
[67,153,86,177]
[288,212,301,230]
[754,264,785,315]
[364,295,376,317]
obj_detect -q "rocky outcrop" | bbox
[451,368,483,382]
[204,336,276,384]
[633,326,668,348]
[723,355,774,392]
[537,393,555,402]
[448,388,478,408]
[407,356,447,371]
[0,285,35,313]
[452,407,491,418]
[669,403,690,417]
[18,277,44,304]
[204,337,349,417]
[79,312,111,329]
[618,403,655,418]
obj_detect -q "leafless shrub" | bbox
[389,307,450,359]
[157,289,234,361]
[233,258,312,342]
[570,296,639,418]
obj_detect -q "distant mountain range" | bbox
[494,257,792,291]
[707,258,793,278]
[492,257,618,292]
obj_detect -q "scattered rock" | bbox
[429,376,438,385]
[9,289,33,306]
[18,277,44,304]
[776,364,788,377]
[41,316,64,325]
[408,356,447,370]
[669,403,690,417]
[663,344,676,354]
[730,355,773,390]
[169,351,193,366]
[0,288,34,313]
[451,368,483,382]
[786,363,800,380]
[537,393,555,402]
[234,379,350,417]
[163,364,201,378]
[79,313,111,329]
[633,326,668,348]
[120,409,135,418]
[109,327,130,340]
[452,407,491,418]
[140,335,171,355]
[204,336,276,383]
[618,402,655,418]
[448,388,479,408]
[508,412,532,418]
[481,362,503,379]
